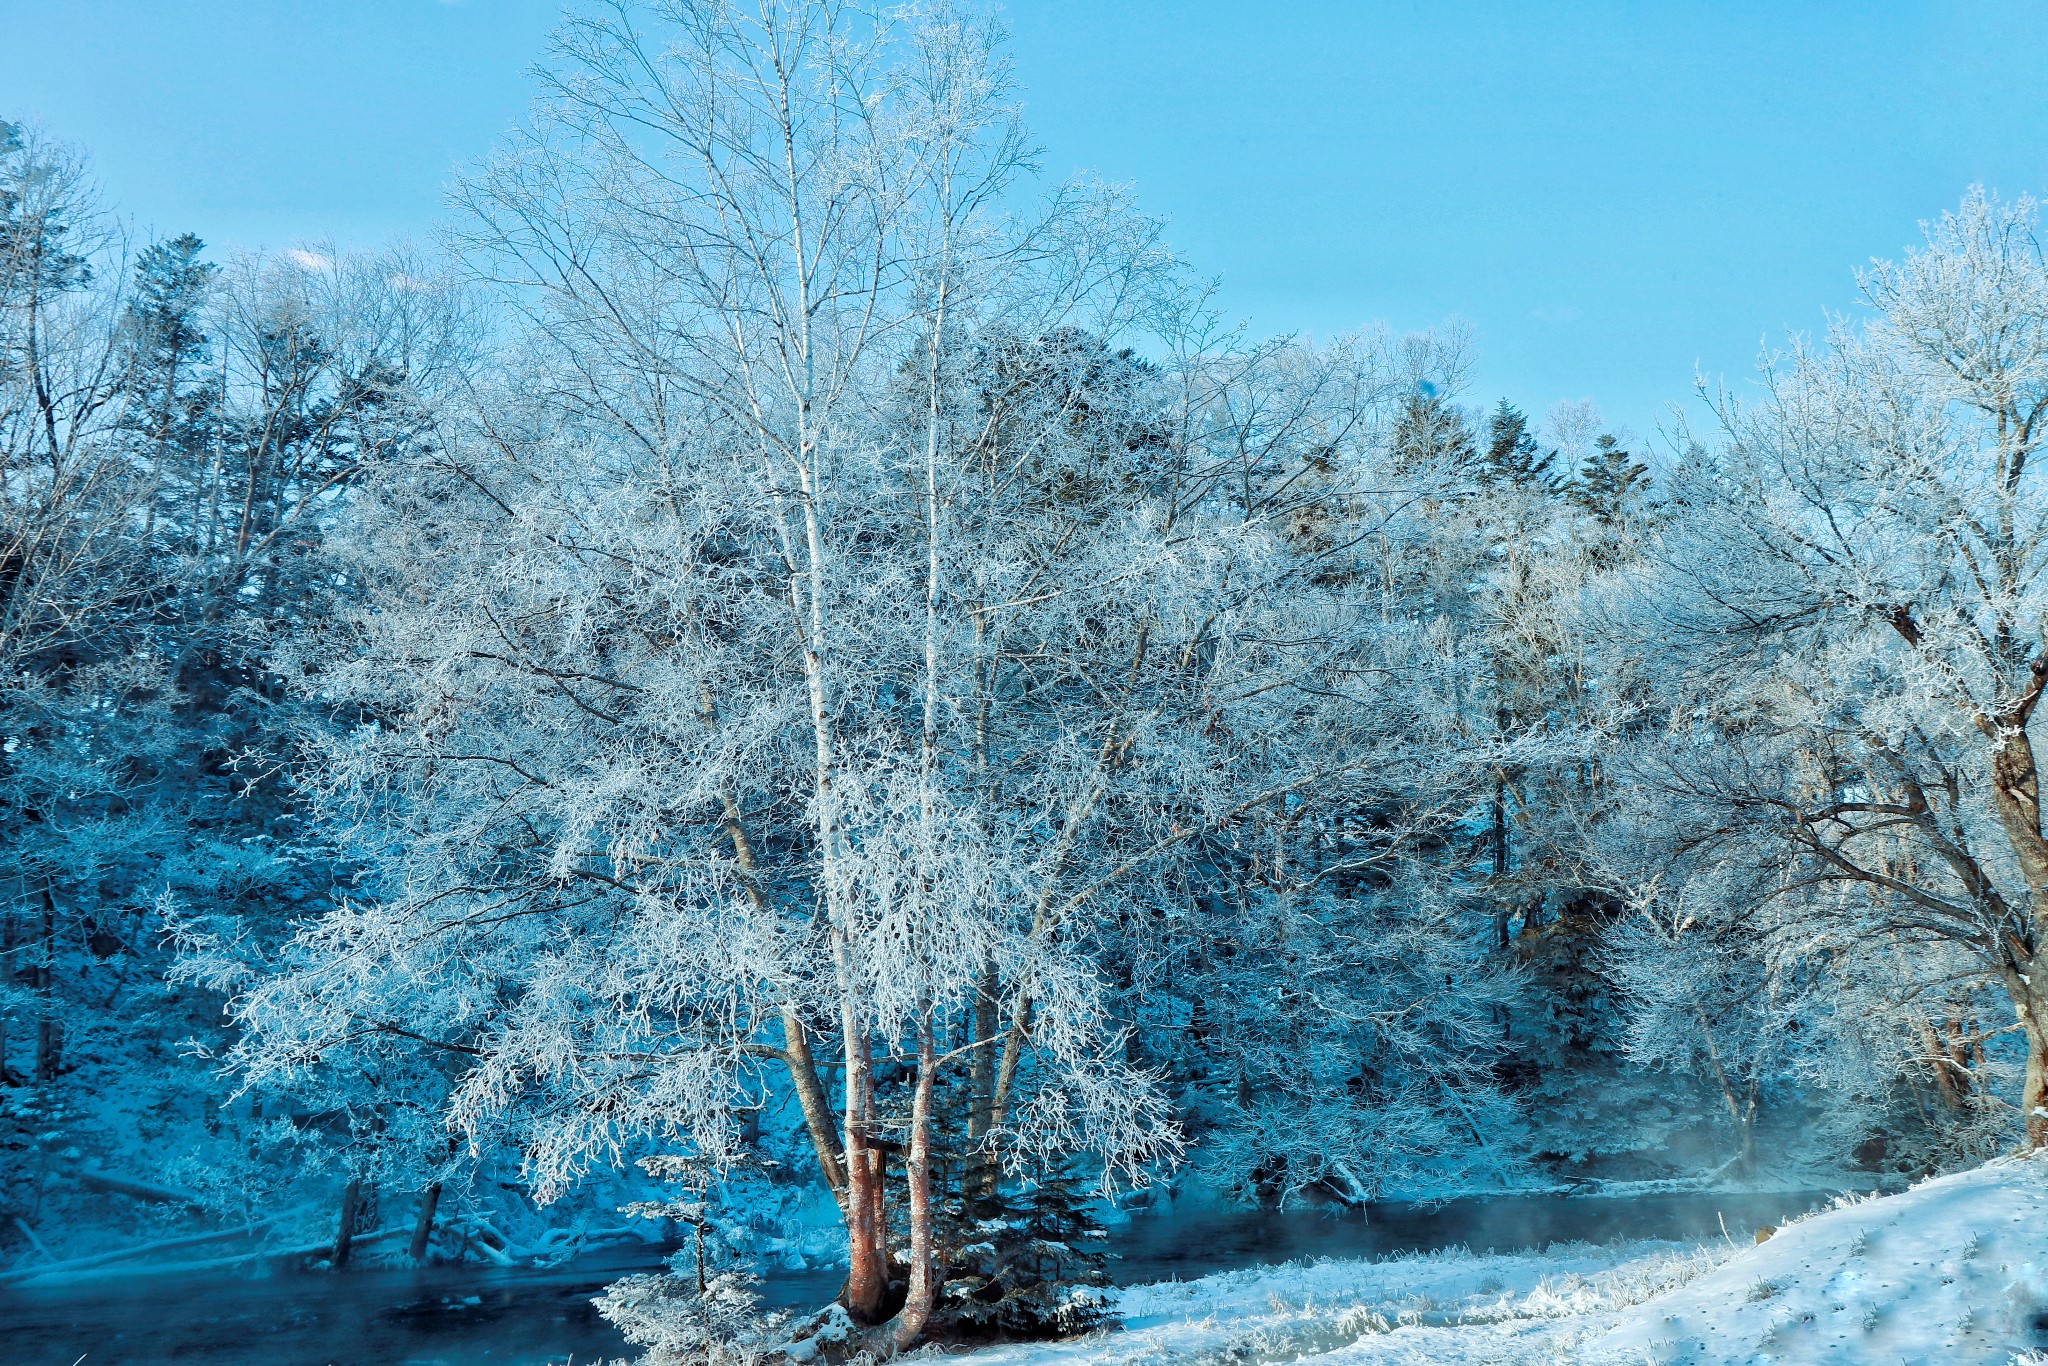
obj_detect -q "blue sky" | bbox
[7,0,2045,444]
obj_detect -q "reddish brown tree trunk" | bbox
[1984,718,2048,1149]
[838,1017,888,1321]
[892,1016,940,1350]
[779,1006,847,1204]
[1922,1021,1968,1111]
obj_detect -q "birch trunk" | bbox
[893,1015,940,1349]
[835,994,887,1321]
[696,680,849,1200]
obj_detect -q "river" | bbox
[1,1187,1835,1366]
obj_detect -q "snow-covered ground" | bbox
[964,1156,2048,1365]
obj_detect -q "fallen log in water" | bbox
[67,1167,211,1210]
[0,1224,411,1287]
[0,1219,280,1286]
[455,1220,518,1266]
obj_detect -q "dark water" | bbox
[1108,1186,1836,1285]
[0,1240,695,1366]
[1,1188,1834,1366]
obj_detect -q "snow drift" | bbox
[969,1156,2048,1365]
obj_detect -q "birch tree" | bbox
[225,1,1191,1343]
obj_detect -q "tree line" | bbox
[5,1,2047,1355]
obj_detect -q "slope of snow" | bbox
[962,1239,1734,1366]
[1586,1154,2048,1364]
[960,1156,2048,1366]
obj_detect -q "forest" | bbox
[7,2,2048,1362]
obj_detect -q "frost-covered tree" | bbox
[0,126,197,1143]
[1590,780,1847,1176]
[204,2,1587,1341]
[1640,187,2048,1150]
[1388,380,1476,479]
[1112,331,1566,1202]
[0,116,487,1264]
[217,1,1201,1344]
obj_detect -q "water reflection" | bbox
[1106,1187,1836,1285]
[2,1187,1837,1366]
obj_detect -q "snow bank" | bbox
[961,1157,2048,1365]
[963,1238,1728,1366]
[1587,1154,2048,1364]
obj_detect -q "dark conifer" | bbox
[1389,382,1477,479]
[1569,433,1650,526]
[121,234,222,553]
[932,1157,1112,1340]
[1480,399,1559,493]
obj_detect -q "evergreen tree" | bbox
[932,1157,1112,1341]
[0,120,93,310]
[1389,382,1477,479]
[1569,433,1649,526]
[121,233,221,555]
[1480,399,1559,492]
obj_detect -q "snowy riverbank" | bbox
[968,1156,2048,1366]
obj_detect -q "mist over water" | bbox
[1106,1188,1835,1285]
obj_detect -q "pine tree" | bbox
[121,234,220,555]
[1569,433,1649,526]
[1480,399,1559,492]
[931,1157,1112,1341]
[1389,382,1477,479]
